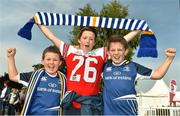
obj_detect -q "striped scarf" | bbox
[18,12,157,57]
[21,69,66,116]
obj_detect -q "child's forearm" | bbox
[38,25,61,48]
[123,30,141,42]
[151,57,174,80]
[7,57,18,82]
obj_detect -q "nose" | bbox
[49,59,54,64]
[86,37,90,43]
[114,50,119,55]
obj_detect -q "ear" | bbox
[41,60,44,66]
[78,39,81,44]
[125,48,129,56]
[107,51,111,60]
[59,60,62,66]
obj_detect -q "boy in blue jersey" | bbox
[7,45,66,115]
[103,35,176,115]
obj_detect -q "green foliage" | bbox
[70,0,140,60]
[32,64,43,70]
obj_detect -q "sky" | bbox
[0,0,180,92]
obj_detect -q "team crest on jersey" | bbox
[41,76,47,82]
[123,66,130,72]
[106,67,112,72]
[72,76,80,81]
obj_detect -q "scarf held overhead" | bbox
[18,12,158,57]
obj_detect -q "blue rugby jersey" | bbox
[103,60,152,115]
[19,71,66,115]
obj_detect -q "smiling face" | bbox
[108,42,128,64]
[107,35,128,65]
[41,46,62,76]
[78,30,96,52]
[42,52,62,76]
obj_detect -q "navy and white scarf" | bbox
[18,12,157,57]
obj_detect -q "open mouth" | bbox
[114,56,120,60]
[48,65,55,70]
[85,45,89,47]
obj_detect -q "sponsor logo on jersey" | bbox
[41,76,47,82]
[48,83,57,88]
[113,71,121,76]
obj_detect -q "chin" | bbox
[114,61,121,64]
[47,70,56,74]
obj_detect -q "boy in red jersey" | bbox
[38,25,140,115]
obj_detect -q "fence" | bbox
[139,106,180,116]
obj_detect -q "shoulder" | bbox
[58,71,66,79]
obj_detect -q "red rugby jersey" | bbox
[60,42,107,108]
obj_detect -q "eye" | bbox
[46,58,51,61]
[53,59,58,61]
[110,49,115,52]
[90,38,94,41]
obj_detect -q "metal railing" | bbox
[139,106,180,116]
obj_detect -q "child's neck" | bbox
[45,71,57,77]
[112,60,127,66]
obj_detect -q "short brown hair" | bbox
[107,35,128,50]
[78,27,97,40]
[42,45,61,60]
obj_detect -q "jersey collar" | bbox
[112,60,128,66]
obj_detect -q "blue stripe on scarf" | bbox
[134,20,141,29]
[62,14,66,25]
[80,16,84,26]
[110,18,115,28]
[98,17,102,27]
[104,17,109,28]
[68,14,71,25]
[37,12,43,25]
[139,21,146,30]
[87,16,90,26]
[74,15,78,26]
[56,14,60,25]
[128,19,134,30]
[116,18,121,29]
[122,19,128,29]
[44,13,49,25]
[50,13,54,25]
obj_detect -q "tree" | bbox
[70,0,140,61]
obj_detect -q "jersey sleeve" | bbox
[135,62,153,81]
[59,41,77,58]
[94,47,108,61]
[19,71,33,86]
